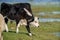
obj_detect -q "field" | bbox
[2,5,60,40]
[31,6,60,18]
[3,22,60,40]
[31,6,60,13]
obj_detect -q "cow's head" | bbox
[30,17,39,27]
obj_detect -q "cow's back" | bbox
[1,3,11,16]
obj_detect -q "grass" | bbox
[31,6,60,13]
[31,6,60,18]
[3,22,60,40]
[2,5,60,40]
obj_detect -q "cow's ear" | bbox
[24,8,32,16]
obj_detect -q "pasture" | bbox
[3,22,60,40]
[1,5,60,40]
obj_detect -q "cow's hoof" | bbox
[6,30,8,32]
[6,29,9,32]
[16,31,18,33]
[4,30,8,32]
[16,31,19,33]
[29,33,32,36]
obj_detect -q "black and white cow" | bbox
[1,2,34,36]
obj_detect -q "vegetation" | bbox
[39,14,60,18]
[31,6,60,13]
[1,4,60,40]
[3,22,60,40]
[31,6,60,18]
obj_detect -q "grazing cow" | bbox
[1,2,34,36]
[0,13,8,40]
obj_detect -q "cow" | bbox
[0,13,4,40]
[0,13,8,40]
[1,2,35,36]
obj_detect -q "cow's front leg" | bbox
[16,20,20,33]
[26,23,32,36]
[4,18,8,32]
[5,23,8,32]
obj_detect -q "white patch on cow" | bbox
[24,8,32,16]
[5,23,8,32]
[16,21,21,33]
[20,19,27,25]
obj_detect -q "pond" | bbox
[39,18,60,22]
[39,11,60,16]
[51,32,60,37]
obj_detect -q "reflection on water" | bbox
[39,11,60,16]
[39,11,60,14]
[52,32,60,37]
[39,18,60,22]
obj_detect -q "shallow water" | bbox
[39,11,60,15]
[52,32,60,37]
[39,18,60,22]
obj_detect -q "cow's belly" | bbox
[8,17,15,20]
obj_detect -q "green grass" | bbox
[31,6,60,18]
[39,14,60,18]
[3,22,60,40]
[2,5,60,40]
[31,6,60,13]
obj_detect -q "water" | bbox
[52,11,60,14]
[52,32,60,37]
[39,18,60,22]
[39,11,60,16]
